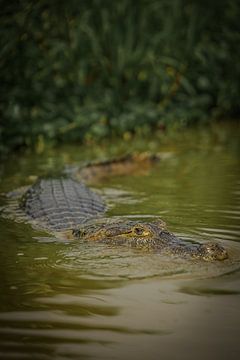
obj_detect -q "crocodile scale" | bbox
[21,178,106,231]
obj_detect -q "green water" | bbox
[0,122,240,360]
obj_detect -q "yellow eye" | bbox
[134,227,144,235]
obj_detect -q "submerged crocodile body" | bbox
[16,176,228,261]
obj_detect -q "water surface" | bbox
[0,122,240,359]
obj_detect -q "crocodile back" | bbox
[21,178,106,231]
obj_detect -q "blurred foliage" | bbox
[0,0,240,155]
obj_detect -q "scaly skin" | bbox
[20,178,105,230]
[72,219,228,261]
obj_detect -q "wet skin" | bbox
[72,219,228,261]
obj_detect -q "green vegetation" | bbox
[1,0,240,155]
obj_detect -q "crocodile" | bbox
[7,179,227,261]
[2,154,228,261]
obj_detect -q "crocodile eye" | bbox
[134,227,144,235]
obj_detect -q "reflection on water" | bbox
[0,122,240,359]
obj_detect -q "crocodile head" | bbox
[72,218,166,246]
[72,218,228,261]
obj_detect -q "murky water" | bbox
[0,122,240,359]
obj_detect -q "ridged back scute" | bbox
[21,178,106,230]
